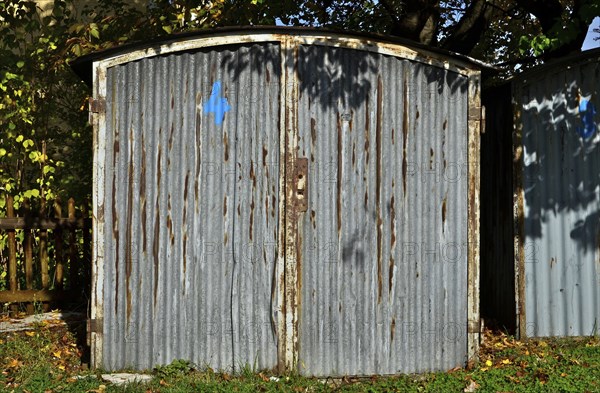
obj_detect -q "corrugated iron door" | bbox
[292,45,470,375]
[98,43,281,370]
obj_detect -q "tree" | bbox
[264,0,599,67]
[1,0,598,207]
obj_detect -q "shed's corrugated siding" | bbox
[518,58,600,337]
[102,43,281,370]
[295,45,469,375]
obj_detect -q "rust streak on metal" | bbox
[223,132,229,162]
[402,76,409,198]
[263,146,268,167]
[364,115,370,165]
[272,195,276,218]
[442,193,447,231]
[184,172,189,202]
[167,196,174,245]
[153,197,160,306]
[168,124,174,152]
[429,148,434,169]
[141,135,147,253]
[376,74,383,304]
[112,175,119,316]
[337,113,342,234]
[389,194,396,296]
[249,197,255,241]
[125,152,134,322]
[250,159,256,190]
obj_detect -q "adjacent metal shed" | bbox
[482,48,600,338]
[72,26,483,375]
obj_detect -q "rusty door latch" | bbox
[295,158,308,212]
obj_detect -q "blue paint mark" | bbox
[576,99,597,139]
[203,81,231,126]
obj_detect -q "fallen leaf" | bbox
[25,331,35,337]
[501,359,512,365]
[485,360,493,367]
[159,379,169,386]
[464,379,480,392]
[258,372,269,382]
[58,365,65,371]
[479,367,488,372]
[52,351,61,359]
[7,359,21,368]
[534,370,549,384]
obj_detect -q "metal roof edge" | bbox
[509,47,600,85]
[70,25,494,87]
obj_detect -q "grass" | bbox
[1,321,599,392]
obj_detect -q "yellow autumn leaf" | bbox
[480,367,489,372]
[525,350,530,355]
[8,359,21,368]
[501,359,512,365]
[25,331,35,337]
[58,364,66,371]
[485,360,493,367]
[52,350,61,359]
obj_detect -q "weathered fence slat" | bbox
[0,195,91,314]
[54,199,64,290]
[7,196,18,313]
[23,198,34,314]
[68,198,77,293]
[40,198,49,292]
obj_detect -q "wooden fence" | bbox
[0,195,91,314]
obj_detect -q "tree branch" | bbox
[441,0,499,55]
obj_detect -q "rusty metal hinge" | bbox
[295,158,308,212]
[87,318,103,346]
[89,97,106,113]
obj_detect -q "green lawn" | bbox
[1,320,599,392]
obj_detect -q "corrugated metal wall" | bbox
[515,53,600,337]
[101,43,281,370]
[90,30,481,374]
[295,45,470,375]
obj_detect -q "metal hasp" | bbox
[87,318,103,346]
[73,27,485,376]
